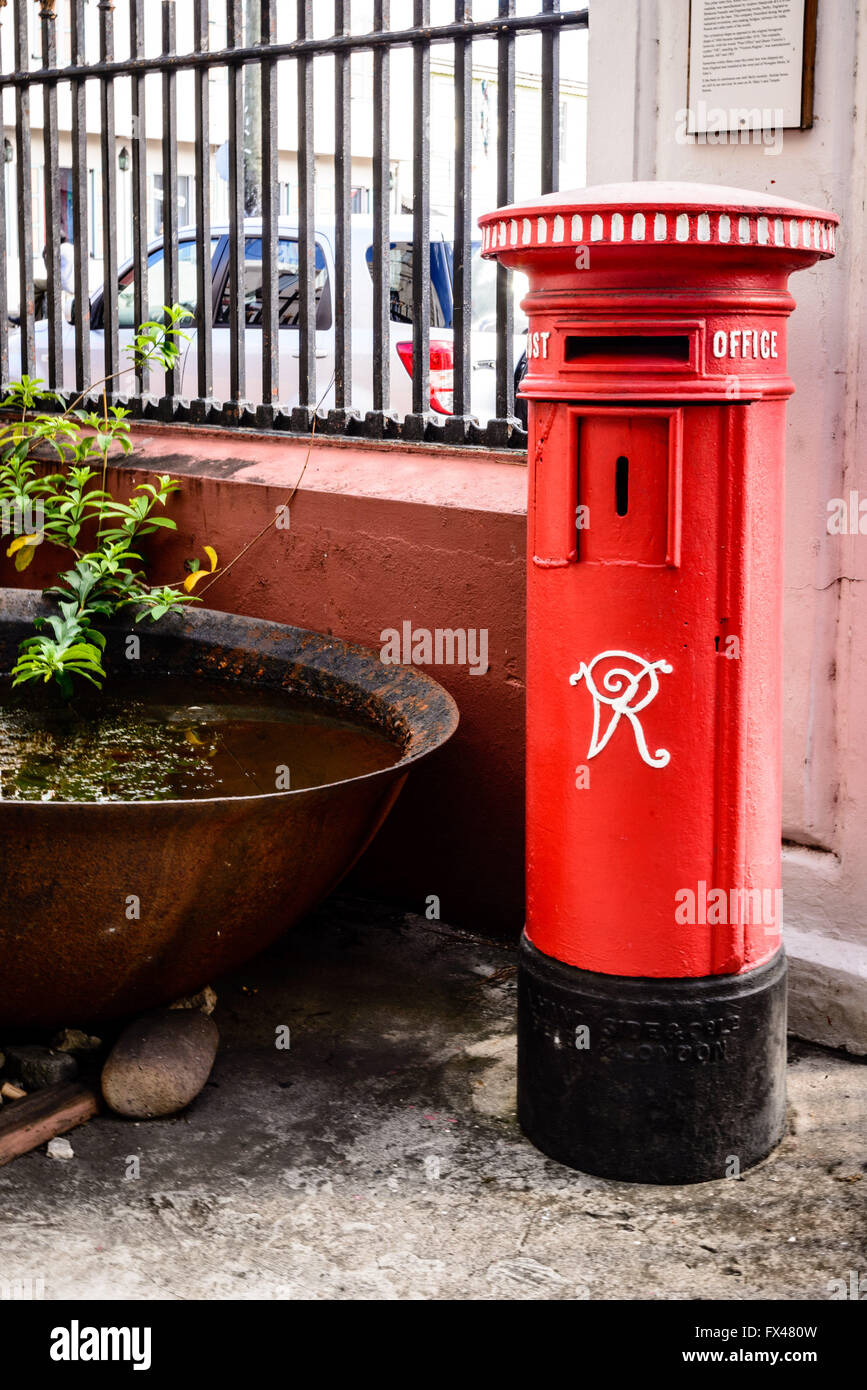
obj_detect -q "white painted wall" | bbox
[587,0,867,1051]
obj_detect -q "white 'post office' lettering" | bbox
[527,331,551,360]
[712,328,778,360]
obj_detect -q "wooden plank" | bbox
[800,0,818,129]
[0,1081,100,1167]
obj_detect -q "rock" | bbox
[46,1136,74,1161]
[169,986,217,1016]
[463,1033,518,1120]
[51,1029,102,1054]
[4,1045,78,1090]
[1,1081,27,1101]
[101,1010,219,1119]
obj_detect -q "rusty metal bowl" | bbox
[0,590,458,1027]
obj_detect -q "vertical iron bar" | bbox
[13,0,34,379]
[161,0,179,409]
[194,0,213,404]
[452,0,472,427]
[99,1,119,401]
[40,2,62,389]
[227,0,245,408]
[70,0,90,393]
[296,0,315,416]
[371,0,389,419]
[495,0,515,424]
[410,0,430,428]
[130,0,148,397]
[333,0,351,415]
[260,0,278,414]
[541,0,560,195]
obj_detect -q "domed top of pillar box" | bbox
[478,181,837,290]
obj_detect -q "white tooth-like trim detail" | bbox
[481,205,836,258]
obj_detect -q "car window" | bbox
[468,241,529,335]
[365,241,450,328]
[215,237,331,329]
[116,238,218,329]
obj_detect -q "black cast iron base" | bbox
[517,934,787,1184]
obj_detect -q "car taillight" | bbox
[395,340,454,414]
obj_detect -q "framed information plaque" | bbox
[687,0,818,133]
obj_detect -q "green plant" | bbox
[0,306,217,697]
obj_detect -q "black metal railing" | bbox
[0,1,588,449]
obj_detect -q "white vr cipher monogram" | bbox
[569,650,673,769]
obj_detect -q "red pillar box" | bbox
[480,184,837,1183]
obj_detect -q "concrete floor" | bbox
[1,899,864,1301]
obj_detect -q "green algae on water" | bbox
[0,676,401,803]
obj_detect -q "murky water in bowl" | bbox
[0,676,403,802]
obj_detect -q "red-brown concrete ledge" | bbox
[33,422,528,935]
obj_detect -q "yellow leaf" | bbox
[184,729,206,746]
[14,544,36,571]
[183,569,207,593]
[10,534,40,571]
[203,545,218,572]
[6,533,40,558]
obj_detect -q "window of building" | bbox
[152,173,194,238]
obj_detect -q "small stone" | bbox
[4,1045,78,1090]
[101,1010,219,1119]
[46,1137,74,1161]
[169,986,217,1016]
[50,1029,103,1054]
[1,1081,27,1101]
